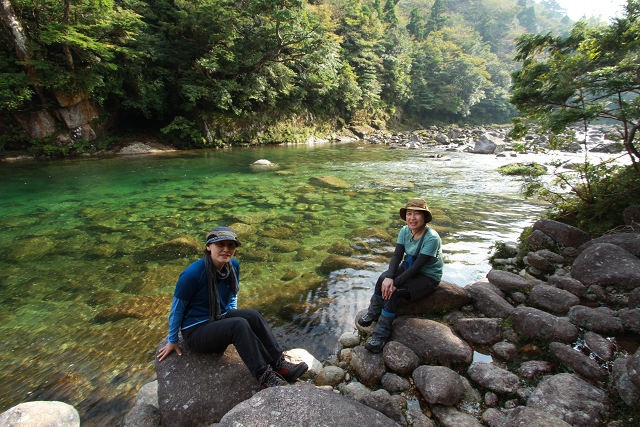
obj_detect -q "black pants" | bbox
[181,308,281,378]
[375,266,439,315]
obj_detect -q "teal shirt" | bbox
[397,225,444,281]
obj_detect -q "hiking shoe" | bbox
[272,354,308,383]
[358,312,379,327]
[258,367,288,389]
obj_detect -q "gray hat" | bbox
[206,227,241,246]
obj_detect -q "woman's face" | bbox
[207,240,237,269]
[405,209,426,231]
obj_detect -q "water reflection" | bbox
[0,143,548,425]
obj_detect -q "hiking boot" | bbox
[358,294,384,327]
[272,354,308,383]
[364,313,394,353]
[258,367,288,389]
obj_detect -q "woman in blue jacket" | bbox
[157,226,307,388]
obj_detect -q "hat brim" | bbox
[206,237,241,246]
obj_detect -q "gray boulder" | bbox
[527,373,609,427]
[465,282,514,318]
[381,373,411,393]
[516,360,555,379]
[571,243,640,289]
[155,337,259,427]
[397,281,471,315]
[524,251,553,270]
[350,346,387,386]
[359,389,407,427]
[627,347,640,389]
[612,357,640,407]
[569,305,625,335]
[217,386,402,427]
[630,287,640,308]
[528,229,556,251]
[618,308,640,333]
[391,317,473,366]
[431,404,483,427]
[492,341,518,360]
[0,401,80,427]
[511,306,578,343]
[339,381,372,401]
[467,362,521,394]
[532,219,591,248]
[528,284,580,313]
[382,341,420,376]
[315,366,345,386]
[548,275,587,298]
[548,342,606,381]
[487,269,531,292]
[577,233,640,257]
[124,404,161,427]
[501,407,572,427]
[584,332,615,361]
[412,365,465,406]
[454,318,502,344]
[473,133,505,154]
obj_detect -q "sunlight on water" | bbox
[0,143,547,425]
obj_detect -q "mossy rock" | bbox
[261,227,293,239]
[5,236,56,262]
[350,241,371,254]
[497,162,548,177]
[328,242,354,256]
[147,235,201,260]
[295,250,317,261]
[93,294,172,323]
[309,176,349,189]
[272,240,302,253]
[319,255,369,274]
[229,222,254,237]
[228,211,276,225]
[239,249,269,262]
[372,179,415,189]
[345,227,394,242]
[280,270,300,281]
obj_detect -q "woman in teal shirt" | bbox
[358,198,444,353]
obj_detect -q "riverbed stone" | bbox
[501,407,572,427]
[155,337,260,426]
[339,381,372,401]
[359,389,407,427]
[528,229,556,251]
[532,219,591,248]
[272,239,302,253]
[406,408,435,427]
[382,341,419,376]
[511,306,578,343]
[568,305,625,335]
[549,342,606,381]
[339,330,361,348]
[217,386,401,427]
[548,275,587,298]
[577,233,640,257]
[315,366,345,386]
[492,341,518,360]
[93,294,172,323]
[350,346,386,387]
[584,332,615,361]
[413,365,464,405]
[5,236,56,262]
[473,133,505,154]
[124,403,161,427]
[618,308,640,333]
[228,211,276,224]
[524,251,553,271]
[516,360,555,379]
[454,318,502,344]
[391,317,473,366]
[467,362,521,394]
[487,269,531,292]
[431,404,483,427]
[465,281,514,318]
[309,175,349,189]
[571,243,640,289]
[319,254,369,273]
[136,381,159,408]
[528,284,580,313]
[397,281,471,315]
[345,226,394,243]
[381,372,411,393]
[630,287,640,308]
[527,373,609,427]
[627,347,640,389]
[0,401,80,427]
[612,357,640,407]
[147,235,201,260]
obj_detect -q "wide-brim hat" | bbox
[206,226,241,246]
[399,198,432,223]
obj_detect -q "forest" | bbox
[0,0,588,152]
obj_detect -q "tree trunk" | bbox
[0,0,45,103]
[62,0,75,75]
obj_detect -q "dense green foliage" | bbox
[496,161,547,176]
[1,0,574,149]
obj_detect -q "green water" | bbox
[0,142,546,425]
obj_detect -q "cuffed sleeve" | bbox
[168,297,188,343]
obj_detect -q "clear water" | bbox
[0,142,547,425]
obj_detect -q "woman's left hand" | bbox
[381,277,397,299]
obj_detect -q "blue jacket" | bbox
[168,258,239,343]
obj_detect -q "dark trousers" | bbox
[181,308,282,378]
[375,266,439,315]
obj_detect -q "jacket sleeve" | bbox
[168,297,188,344]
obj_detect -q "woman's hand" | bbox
[157,342,182,361]
[381,277,396,300]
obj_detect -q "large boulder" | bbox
[501,407,572,427]
[465,281,514,318]
[155,337,260,427]
[612,357,640,408]
[397,281,471,315]
[217,386,401,427]
[571,243,640,289]
[510,306,578,343]
[569,305,625,335]
[577,233,640,257]
[487,269,531,292]
[467,362,521,394]
[532,219,591,248]
[472,133,505,154]
[454,318,502,345]
[527,373,609,427]
[412,365,464,406]
[627,347,640,389]
[528,284,580,313]
[0,401,80,427]
[350,346,387,387]
[391,317,473,366]
[309,176,350,189]
[549,342,606,381]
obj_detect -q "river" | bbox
[0,141,552,425]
